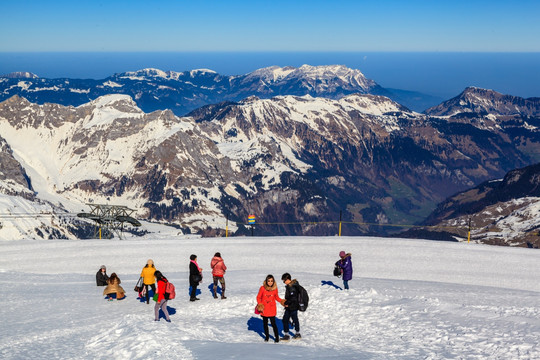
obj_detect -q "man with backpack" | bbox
[280,273,304,341]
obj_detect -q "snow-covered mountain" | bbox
[425,87,540,117]
[2,72,39,79]
[405,162,540,248]
[1,88,539,240]
[0,65,438,113]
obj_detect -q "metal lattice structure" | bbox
[77,204,141,239]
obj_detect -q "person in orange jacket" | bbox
[256,274,284,343]
[210,252,227,299]
[140,259,156,304]
[154,270,171,322]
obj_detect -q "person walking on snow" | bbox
[189,254,203,301]
[140,259,156,304]
[96,265,109,286]
[336,251,353,290]
[280,273,302,341]
[210,252,227,299]
[154,270,171,322]
[256,274,284,343]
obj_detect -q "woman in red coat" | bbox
[256,274,283,343]
[154,271,171,322]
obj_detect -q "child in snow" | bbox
[210,252,227,299]
[96,265,109,286]
[103,273,125,301]
[154,270,171,322]
[256,274,284,343]
[140,259,156,304]
[189,254,203,301]
[335,251,353,289]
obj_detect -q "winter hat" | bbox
[147,259,154,266]
[339,251,346,258]
[100,265,106,270]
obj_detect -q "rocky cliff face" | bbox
[1,86,539,239]
[0,135,34,198]
[407,162,540,248]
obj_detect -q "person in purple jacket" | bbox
[335,251,353,289]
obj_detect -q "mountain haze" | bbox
[0,65,438,114]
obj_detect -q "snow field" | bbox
[0,236,539,359]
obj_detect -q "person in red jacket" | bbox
[154,270,171,322]
[256,274,284,343]
[210,252,227,299]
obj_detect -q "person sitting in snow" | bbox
[335,251,353,290]
[210,252,227,299]
[96,265,109,286]
[103,272,125,301]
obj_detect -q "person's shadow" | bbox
[156,305,177,320]
[247,316,284,341]
[188,286,202,297]
[137,288,155,303]
[207,283,223,296]
[321,280,342,290]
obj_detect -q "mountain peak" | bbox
[244,66,296,82]
[461,86,500,97]
[85,94,139,110]
[425,87,540,117]
[2,72,39,79]
[118,68,181,80]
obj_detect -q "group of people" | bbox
[255,250,353,343]
[96,265,126,301]
[95,252,228,321]
[256,272,303,343]
[96,250,353,341]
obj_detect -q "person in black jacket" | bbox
[280,273,301,340]
[189,254,203,301]
[96,265,109,286]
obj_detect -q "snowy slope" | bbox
[0,236,538,359]
[0,93,420,239]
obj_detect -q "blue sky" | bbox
[1,0,539,52]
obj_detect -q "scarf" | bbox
[191,260,202,272]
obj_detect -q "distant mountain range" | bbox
[1,66,540,244]
[0,65,442,113]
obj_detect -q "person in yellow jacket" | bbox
[140,259,156,304]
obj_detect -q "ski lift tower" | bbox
[77,204,141,239]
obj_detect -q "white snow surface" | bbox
[0,236,538,359]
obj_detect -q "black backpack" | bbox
[297,284,309,312]
[333,265,341,277]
